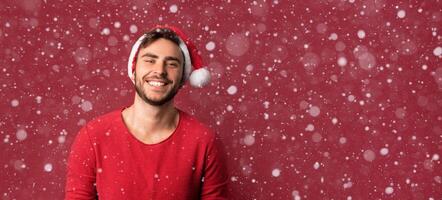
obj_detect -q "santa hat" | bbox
[127,25,211,88]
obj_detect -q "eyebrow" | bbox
[164,56,181,63]
[140,53,181,63]
[140,53,158,59]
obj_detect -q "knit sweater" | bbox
[65,107,229,200]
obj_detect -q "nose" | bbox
[151,60,167,76]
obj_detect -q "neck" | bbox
[123,94,179,137]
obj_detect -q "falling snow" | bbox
[243,134,255,146]
[11,99,19,107]
[227,85,238,95]
[2,0,441,199]
[16,129,27,141]
[80,100,93,112]
[385,186,394,195]
[380,147,389,156]
[363,150,376,162]
[434,46,442,57]
[308,106,320,117]
[272,168,281,177]
[225,33,249,57]
[169,5,178,13]
[397,10,406,18]
[44,163,53,172]
[337,57,348,67]
[357,30,366,39]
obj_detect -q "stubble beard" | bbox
[134,72,180,106]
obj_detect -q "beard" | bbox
[134,72,181,106]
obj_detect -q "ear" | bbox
[130,71,136,84]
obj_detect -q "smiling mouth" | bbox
[145,79,173,88]
[147,81,166,86]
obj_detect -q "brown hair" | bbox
[139,28,182,49]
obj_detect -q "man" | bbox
[65,25,228,199]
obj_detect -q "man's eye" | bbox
[168,63,179,67]
[144,60,155,63]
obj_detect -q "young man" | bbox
[65,26,228,199]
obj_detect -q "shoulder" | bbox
[179,110,217,142]
[82,108,122,134]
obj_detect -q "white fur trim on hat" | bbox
[189,67,211,88]
[127,34,147,84]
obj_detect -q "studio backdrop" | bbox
[1,0,441,199]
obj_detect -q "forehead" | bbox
[138,38,183,60]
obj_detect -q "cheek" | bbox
[173,69,184,81]
[135,63,149,75]
[166,67,180,76]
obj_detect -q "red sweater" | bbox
[65,107,229,200]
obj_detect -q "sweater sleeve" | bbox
[200,135,229,200]
[65,125,98,200]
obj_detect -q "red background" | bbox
[1,0,441,199]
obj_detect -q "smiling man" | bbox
[65,26,229,200]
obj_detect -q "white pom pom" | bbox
[189,67,211,88]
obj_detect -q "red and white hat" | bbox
[127,25,211,88]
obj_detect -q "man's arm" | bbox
[201,135,229,199]
[65,125,98,200]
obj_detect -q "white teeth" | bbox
[148,81,166,86]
